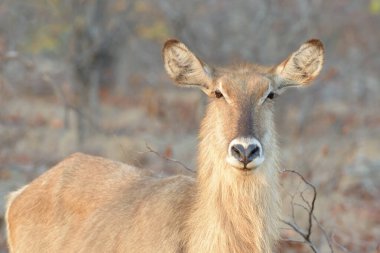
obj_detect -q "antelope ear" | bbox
[273,39,324,91]
[162,39,214,94]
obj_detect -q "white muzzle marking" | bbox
[226,137,265,169]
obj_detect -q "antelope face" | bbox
[163,39,324,171]
[211,72,275,170]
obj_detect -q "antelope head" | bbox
[163,39,324,173]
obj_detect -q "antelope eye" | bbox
[214,90,224,99]
[266,92,277,100]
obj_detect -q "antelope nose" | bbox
[227,137,265,169]
[230,144,261,166]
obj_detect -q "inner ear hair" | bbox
[163,39,214,92]
[274,39,324,87]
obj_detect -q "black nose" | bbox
[230,144,261,166]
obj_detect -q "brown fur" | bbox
[6,39,324,253]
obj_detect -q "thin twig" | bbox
[331,233,351,253]
[281,218,319,253]
[144,142,195,173]
[300,186,313,211]
[290,181,303,225]
[280,218,307,238]
[280,168,327,253]
[281,169,317,241]
[312,215,334,253]
[293,203,334,253]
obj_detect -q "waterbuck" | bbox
[6,38,323,253]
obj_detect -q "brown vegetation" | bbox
[0,1,379,252]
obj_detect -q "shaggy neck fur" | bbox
[184,106,280,253]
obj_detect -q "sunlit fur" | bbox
[183,90,280,253]
[6,39,323,253]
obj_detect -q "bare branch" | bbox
[293,202,335,253]
[281,169,317,241]
[313,215,334,253]
[290,181,303,225]
[280,168,337,253]
[144,143,195,173]
[280,218,319,253]
[331,233,351,253]
[280,218,307,238]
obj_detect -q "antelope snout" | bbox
[226,137,264,170]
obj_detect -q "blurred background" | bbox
[0,0,379,252]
